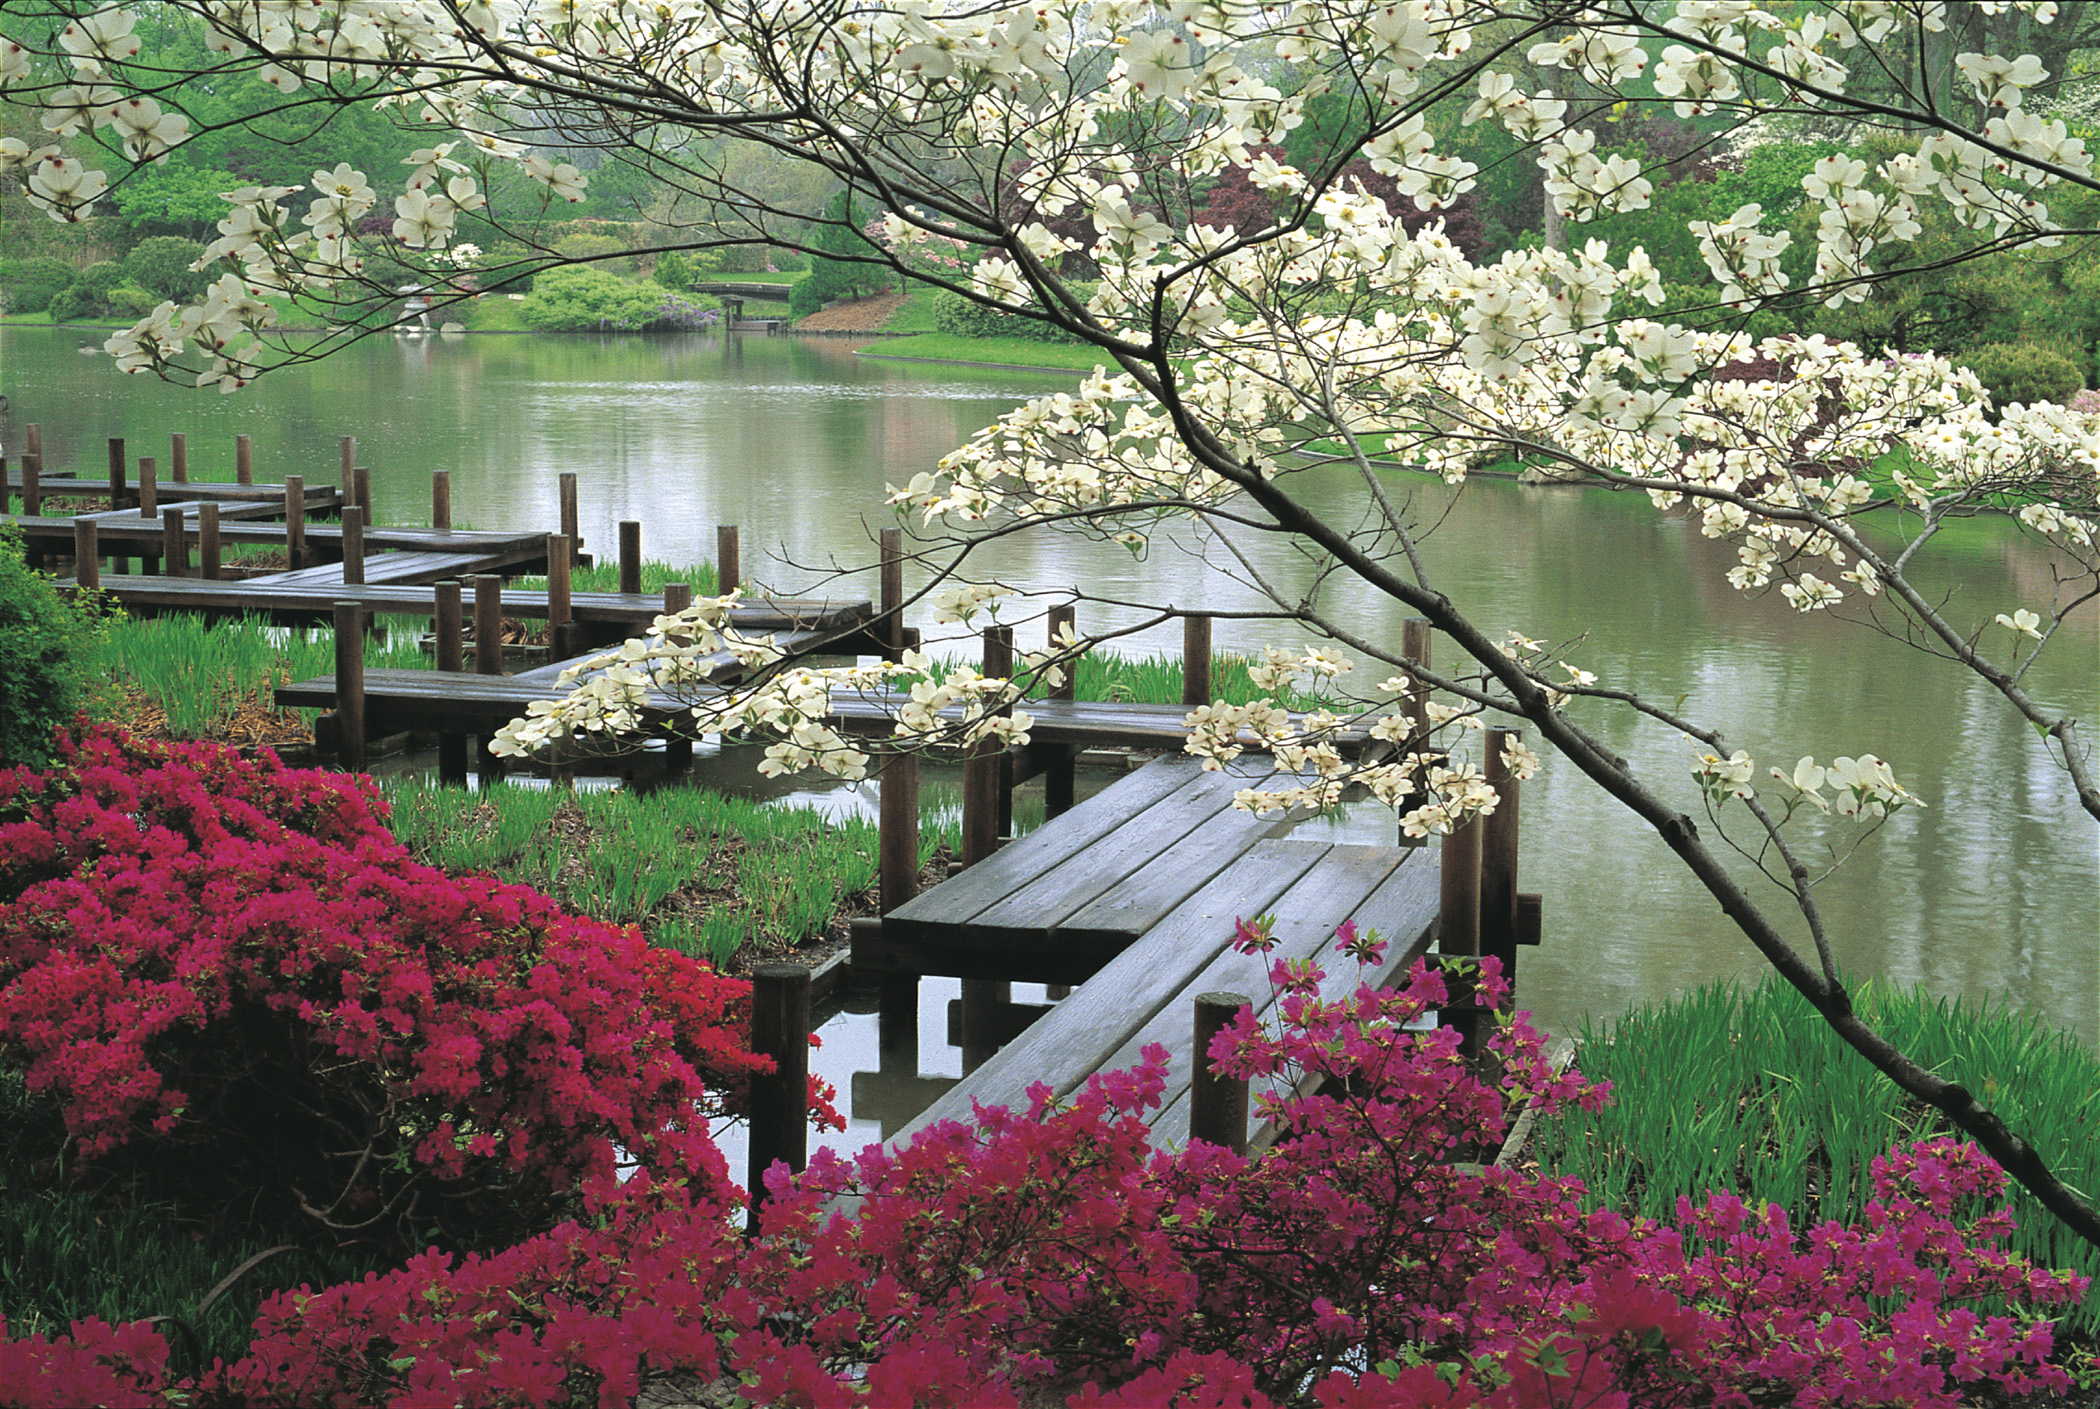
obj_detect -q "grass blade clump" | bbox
[97,613,430,739]
[1540,975,2100,1333]
[380,778,902,967]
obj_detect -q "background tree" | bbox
[2,0,2096,1258]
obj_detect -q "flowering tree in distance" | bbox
[3,0,2096,1251]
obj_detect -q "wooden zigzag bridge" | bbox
[6,425,1545,1189]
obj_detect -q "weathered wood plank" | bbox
[1149,852,1441,1147]
[1050,798,1295,944]
[256,550,526,588]
[892,840,1332,1139]
[881,757,1194,929]
[62,574,867,628]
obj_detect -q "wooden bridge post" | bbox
[161,506,187,579]
[1400,617,1433,848]
[547,533,573,637]
[747,962,811,1230]
[559,473,580,561]
[108,438,126,508]
[1481,727,1522,1005]
[472,573,506,784]
[1439,813,1483,1059]
[1044,604,1078,818]
[1182,612,1212,708]
[341,504,366,586]
[876,748,923,1071]
[879,749,920,913]
[716,525,739,596]
[170,433,187,483]
[978,624,1015,844]
[284,475,307,569]
[431,470,451,532]
[961,615,1014,1078]
[199,503,221,582]
[618,520,641,596]
[337,436,354,503]
[879,528,906,662]
[73,519,98,590]
[236,434,253,486]
[660,581,693,772]
[22,453,42,568]
[334,601,366,773]
[473,574,504,676]
[353,465,372,520]
[1190,992,1252,1155]
[434,580,469,787]
[138,459,159,575]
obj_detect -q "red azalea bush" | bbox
[11,937,2081,1409]
[1,749,2085,1406]
[0,726,837,1259]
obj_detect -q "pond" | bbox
[5,324,2093,1087]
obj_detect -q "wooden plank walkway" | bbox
[892,834,1440,1151]
[833,755,1446,1162]
[854,756,1297,985]
[273,670,1363,758]
[81,576,866,629]
[13,477,343,509]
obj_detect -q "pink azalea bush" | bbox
[1,734,2085,1407]
[0,726,837,1259]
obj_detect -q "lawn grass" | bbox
[855,331,1102,373]
[1539,974,2100,1334]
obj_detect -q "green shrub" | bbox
[123,235,209,301]
[105,284,159,317]
[518,265,710,331]
[930,290,1082,343]
[0,526,110,767]
[76,260,127,296]
[0,256,77,314]
[46,283,101,323]
[652,249,694,289]
[552,231,629,266]
[1958,341,2087,409]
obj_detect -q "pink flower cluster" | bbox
[1,764,2085,1406]
[0,727,836,1259]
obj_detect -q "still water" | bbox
[4,325,2093,1084]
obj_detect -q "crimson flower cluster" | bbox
[0,726,834,1258]
[0,743,2084,1406]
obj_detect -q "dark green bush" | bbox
[123,236,210,301]
[77,261,128,297]
[0,527,110,768]
[930,290,1082,343]
[0,256,77,314]
[106,284,159,317]
[46,282,101,323]
[1958,341,2087,409]
[519,265,711,330]
[652,249,694,290]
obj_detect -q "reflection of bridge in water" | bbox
[693,281,792,330]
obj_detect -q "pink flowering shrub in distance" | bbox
[1,817,2084,1407]
[0,726,838,1260]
